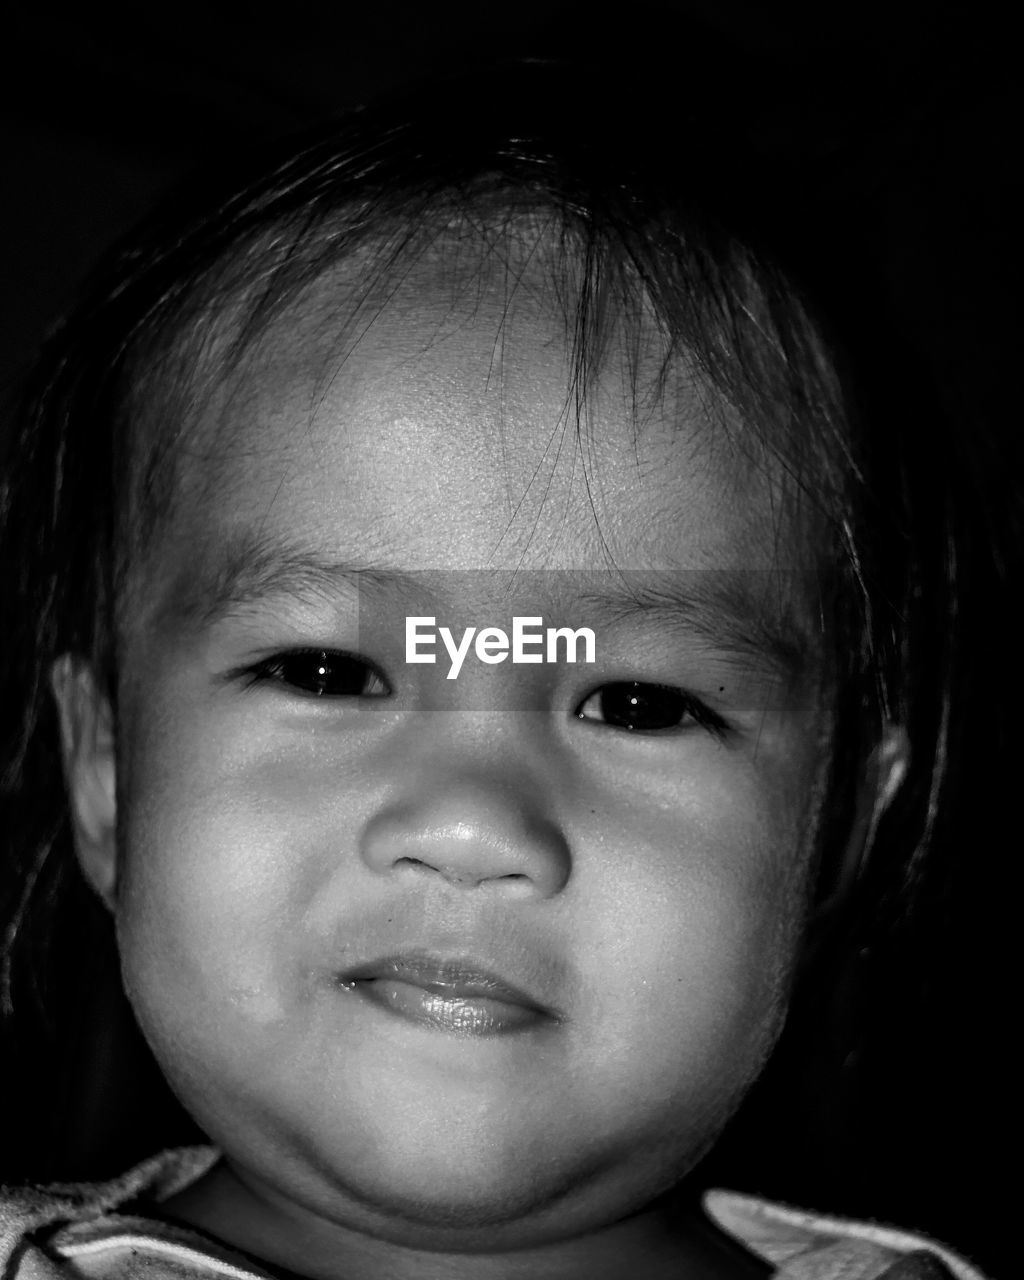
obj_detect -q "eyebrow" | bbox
[575,572,818,681]
[153,531,819,679]
[152,531,420,632]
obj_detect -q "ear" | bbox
[816,723,910,916]
[50,655,118,910]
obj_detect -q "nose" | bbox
[359,771,571,898]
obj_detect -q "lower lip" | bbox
[344,977,548,1036]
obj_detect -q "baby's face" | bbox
[107,249,828,1252]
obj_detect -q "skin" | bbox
[57,241,835,1279]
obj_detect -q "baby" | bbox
[0,57,989,1280]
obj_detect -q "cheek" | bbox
[112,694,352,1051]
[577,756,811,1126]
[598,862,797,1054]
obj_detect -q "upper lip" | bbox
[338,952,559,1018]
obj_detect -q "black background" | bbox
[1,5,1019,1276]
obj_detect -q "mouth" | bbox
[336,953,560,1037]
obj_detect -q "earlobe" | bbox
[50,654,119,910]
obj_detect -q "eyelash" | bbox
[576,682,729,738]
[238,650,729,737]
[240,650,391,698]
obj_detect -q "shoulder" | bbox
[1,1148,222,1280]
[703,1190,991,1280]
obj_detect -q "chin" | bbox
[307,1131,581,1231]
[283,1107,701,1252]
[349,1171,573,1233]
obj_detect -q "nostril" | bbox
[395,857,430,872]
[394,856,477,886]
[390,859,532,889]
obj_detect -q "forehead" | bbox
[143,231,813,584]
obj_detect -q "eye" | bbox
[575,681,726,735]
[244,649,390,698]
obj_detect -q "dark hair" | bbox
[0,49,987,1226]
